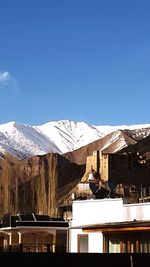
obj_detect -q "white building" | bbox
[0,213,68,252]
[69,198,150,253]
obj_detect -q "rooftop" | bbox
[0,213,69,229]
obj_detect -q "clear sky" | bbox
[0,0,150,126]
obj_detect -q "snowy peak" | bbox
[0,119,150,159]
[0,121,61,159]
[36,120,104,153]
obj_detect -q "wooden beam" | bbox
[83,226,150,233]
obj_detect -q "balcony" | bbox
[1,243,67,253]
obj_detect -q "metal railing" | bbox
[1,243,67,253]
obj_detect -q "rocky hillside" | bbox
[0,153,85,217]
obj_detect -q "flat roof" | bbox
[0,213,69,229]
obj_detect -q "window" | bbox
[104,232,150,253]
[77,234,88,253]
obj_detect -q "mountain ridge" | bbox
[0,119,150,159]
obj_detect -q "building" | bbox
[0,213,69,252]
[83,151,150,203]
[69,198,150,253]
[57,151,150,222]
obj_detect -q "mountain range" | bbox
[1,119,150,217]
[0,120,150,160]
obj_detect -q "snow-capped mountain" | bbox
[0,121,61,159]
[35,120,104,153]
[94,123,150,136]
[0,119,150,159]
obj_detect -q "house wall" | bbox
[69,228,82,253]
[70,198,123,253]
[123,202,150,221]
[69,198,150,253]
[88,232,103,253]
[71,198,123,227]
[69,229,103,253]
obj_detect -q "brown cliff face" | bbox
[0,153,85,217]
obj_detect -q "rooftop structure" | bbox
[0,213,69,253]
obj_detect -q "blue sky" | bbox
[0,0,150,126]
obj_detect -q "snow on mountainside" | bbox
[0,121,61,159]
[35,120,104,153]
[94,123,150,135]
[0,119,150,159]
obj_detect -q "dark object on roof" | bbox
[107,180,117,192]
[95,187,110,199]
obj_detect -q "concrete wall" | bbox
[123,202,150,221]
[69,228,103,253]
[69,198,150,253]
[88,232,103,253]
[69,228,82,253]
[71,198,124,227]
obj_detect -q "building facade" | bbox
[69,198,150,253]
[0,213,69,253]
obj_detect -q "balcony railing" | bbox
[1,243,67,253]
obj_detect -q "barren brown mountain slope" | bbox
[0,153,85,217]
